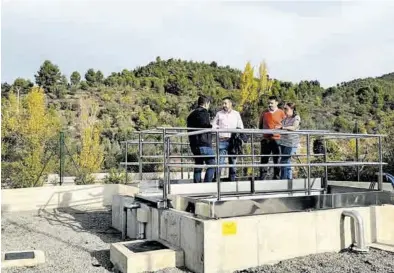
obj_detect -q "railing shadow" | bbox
[36,192,123,270]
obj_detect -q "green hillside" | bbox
[2,58,393,188]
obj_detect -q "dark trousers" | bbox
[260,139,281,179]
[191,146,215,183]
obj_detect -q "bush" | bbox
[103,168,126,184]
[74,172,96,185]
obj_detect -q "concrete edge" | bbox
[1,250,45,269]
[370,242,394,253]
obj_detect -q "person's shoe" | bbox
[273,175,280,180]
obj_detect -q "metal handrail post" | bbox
[181,135,184,180]
[167,137,171,195]
[162,128,166,177]
[59,131,65,186]
[163,136,168,208]
[251,134,255,194]
[216,132,221,201]
[307,134,311,195]
[138,134,143,180]
[324,138,328,194]
[125,142,128,184]
[378,136,383,191]
[356,122,360,182]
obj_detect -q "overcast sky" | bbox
[2,0,394,87]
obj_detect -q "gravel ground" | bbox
[2,208,394,273]
[235,249,394,273]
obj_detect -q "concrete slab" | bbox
[1,250,45,269]
[370,242,394,253]
[168,178,322,196]
[110,240,184,273]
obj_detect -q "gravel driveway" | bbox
[2,208,393,273]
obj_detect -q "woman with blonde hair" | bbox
[276,102,301,179]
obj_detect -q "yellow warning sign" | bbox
[222,221,237,235]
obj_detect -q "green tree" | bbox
[85,69,97,87]
[70,71,81,86]
[2,87,60,188]
[35,60,64,94]
[12,78,34,95]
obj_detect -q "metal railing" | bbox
[161,128,386,205]
[120,127,331,182]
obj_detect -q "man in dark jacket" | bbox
[187,96,215,183]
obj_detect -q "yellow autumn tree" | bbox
[258,61,273,98]
[75,98,104,184]
[238,62,257,112]
[2,87,60,188]
[239,61,273,113]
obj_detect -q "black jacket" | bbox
[187,107,212,148]
[228,133,248,155]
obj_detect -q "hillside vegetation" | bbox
[1,58,394,187]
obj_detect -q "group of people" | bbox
[186,95,301,183]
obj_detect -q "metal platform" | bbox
[172,189,394,219]
[132,181,394,219]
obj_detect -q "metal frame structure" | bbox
[118,127,394,219]
[120,127,331,182]
[162,129,386,207]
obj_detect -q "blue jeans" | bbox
[191,146,215,183]
[218,141,237,181]
[280,146,297,179]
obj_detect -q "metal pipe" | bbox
[378,136,383,191]
[166,137,171,195]
[166,161,387,168]
[251,133,255,194]
[59,131,65,186]
[355,122,360,182]
[138,134,143,180]
[163,136,168,208]
[307,134,311,195]
[137,222,145,239]
[324,138,328,194]
[125,142,128,184]
[121,141,191,145]
[120,162,163,166]
[342,210,369,252]
[156,126,331,133]
[122,203,141,241]
[169,128,386,138]
[162,128,166,180]
[216,132,221,201]
[167,154,326,158]
[181,135,184,180]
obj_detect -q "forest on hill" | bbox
[1,57,394,188]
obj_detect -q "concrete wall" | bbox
[201,205,394,273]
[1,184,139,212]
[160,209,205,273]
[373,205,394,244]
[154,204,394,273]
